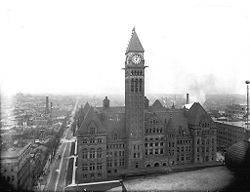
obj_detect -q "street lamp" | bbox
[246,80,250,130]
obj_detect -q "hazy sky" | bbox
[1,0,250,98]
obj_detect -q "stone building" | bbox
[216,121,249,151]
[76,29,217,183]
[1,142,33,190]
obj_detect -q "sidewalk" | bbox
[40,147,61,191]
[122,161,223,178]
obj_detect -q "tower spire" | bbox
[126,28,144,54]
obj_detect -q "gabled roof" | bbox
[165,110,190,135]
[96,106,125,114]
[77,107,106,136]
[82,102,91,114]
[150,99,165,112]
[104,114,126,141]
[187,102,213,125]
[126,28,144,54]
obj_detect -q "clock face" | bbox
[132,54,142,64]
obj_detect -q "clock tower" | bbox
[125,28,146,169]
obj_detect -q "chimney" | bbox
[103,96,110,109]
[186,93,189,104]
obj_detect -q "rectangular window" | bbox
[149,149,153,155]
[82,163,88,171]
[107,160,112,167]
[135,162,139,168]
[89,163,95,171]
[160,148,163,154]
[97,163,102,170]
[83,153,87,159]
[181,146,184,152]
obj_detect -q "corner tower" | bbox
[125,28,147,169]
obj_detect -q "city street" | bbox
[44,100,78,192]
[45,128,73,192]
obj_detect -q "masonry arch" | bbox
[154,162,160,167]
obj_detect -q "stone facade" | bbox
[76,29,217,183]
[1,142,33,190]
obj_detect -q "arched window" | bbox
[131,79,134,92]
[139,79,142,92]
[90,127,95,135]
[146,164,151,167]
[90,148,95,159]
[82,148,88,159]
[97,148,102,158]
[154,162,160,167]
[135,79,138,92]
[197,138,200,145]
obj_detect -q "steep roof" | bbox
[165,109,190,135]
[96,106,125,114]
[187,102,213,125]
[150,99,165,112]
[82,102,91,114]
[126,28,144,54]
[77,107,106,135]
[103,113,126,141]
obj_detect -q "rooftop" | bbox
[215,120,248,128]
[1,142,32,159]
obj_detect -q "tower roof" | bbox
[126,28,145,54]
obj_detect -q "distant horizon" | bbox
[3,91,248,97]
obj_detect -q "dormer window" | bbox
[90,127,95,135]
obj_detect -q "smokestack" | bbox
[46,96,49,114]
[186,93,190,104]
